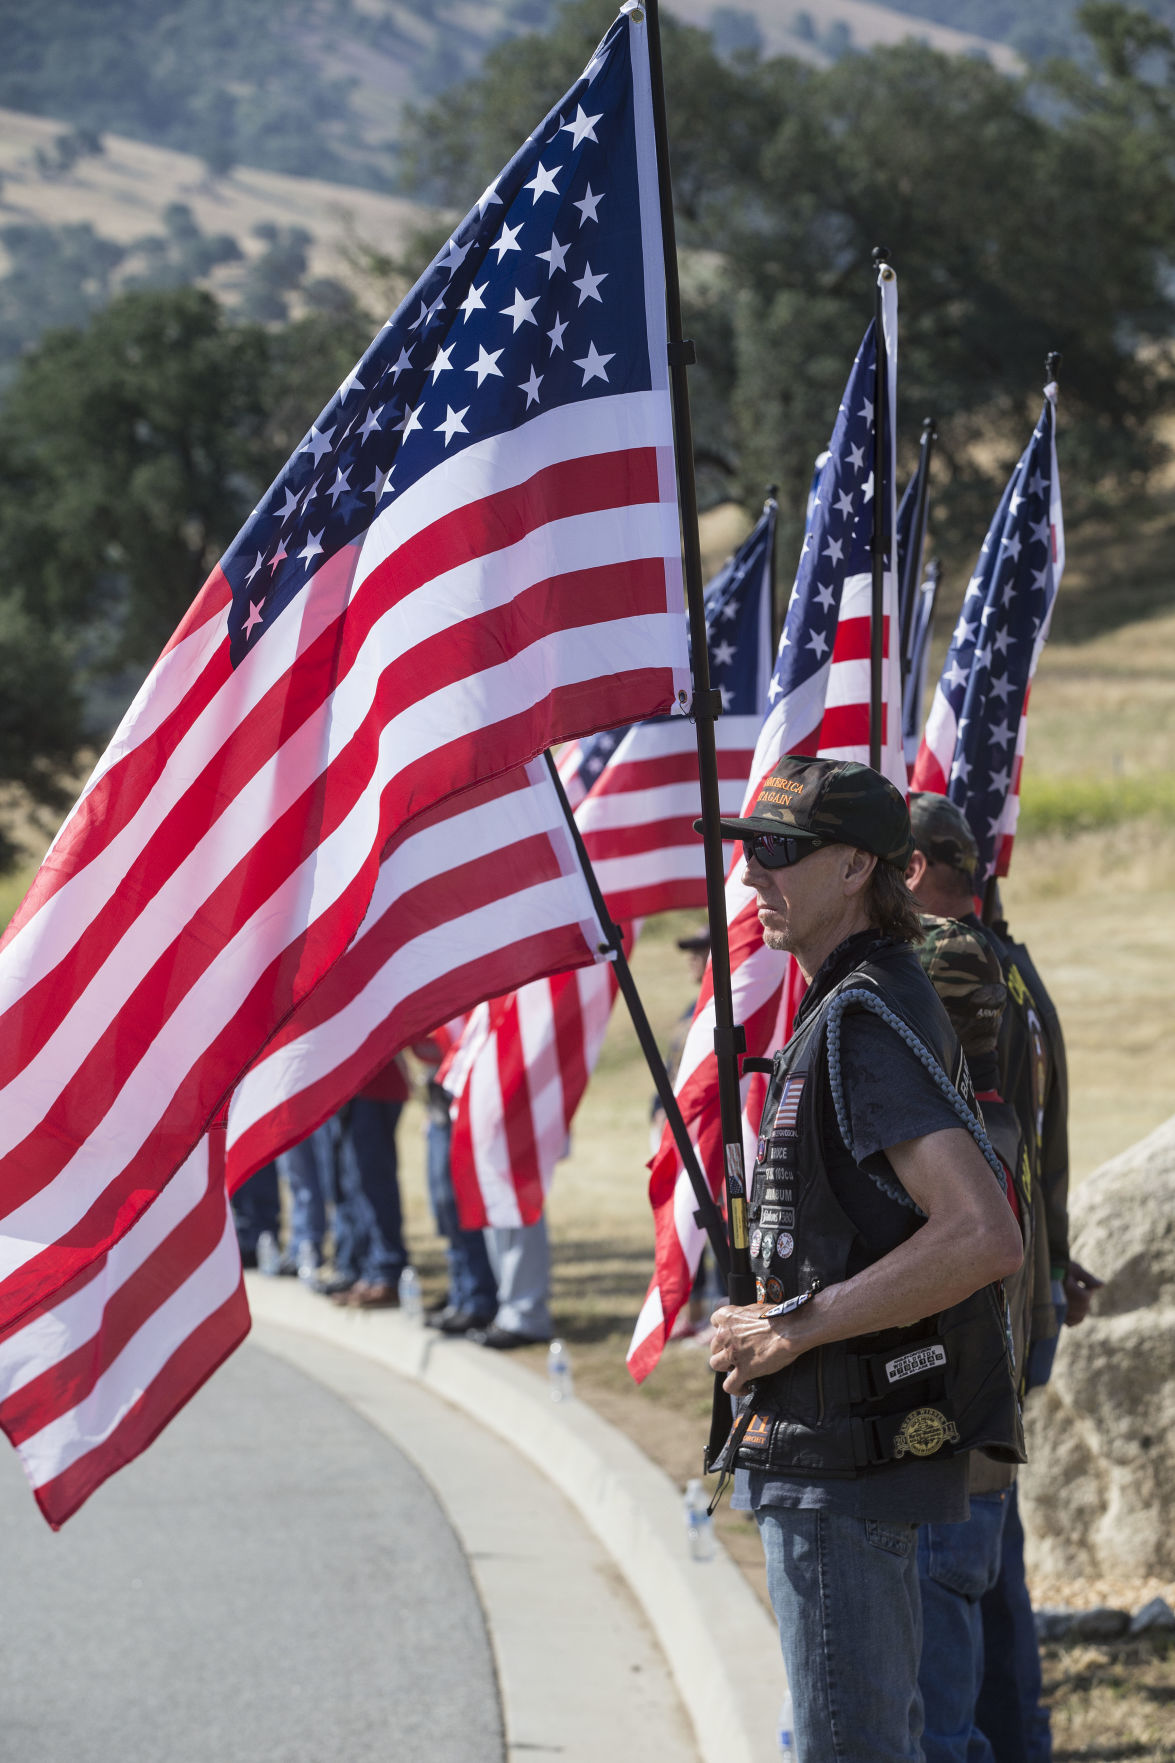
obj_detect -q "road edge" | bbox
[245,1274,782,1763]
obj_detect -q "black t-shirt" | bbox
[735,1006,970,1523]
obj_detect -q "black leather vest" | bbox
[729,939,1025,1480]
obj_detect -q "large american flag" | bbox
[445,504,776,1230]
[628,288,907,1381]
[911,382,1063,879]
[0,4,692,1523]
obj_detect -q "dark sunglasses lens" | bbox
[743,833,799,869]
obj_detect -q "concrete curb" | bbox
[245,1275,782,1763]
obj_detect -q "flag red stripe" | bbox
[585,746,749,795]
[829,612,890,662]
[580,820,701,857]
[498,997,545,1220]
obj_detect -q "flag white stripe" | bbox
[467,1048,524,1229]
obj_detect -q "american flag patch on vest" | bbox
[772,1075,806,1137]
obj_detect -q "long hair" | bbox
[866,861,924,944]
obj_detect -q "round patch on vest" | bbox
[755,1277,766,1302]
[893,1407,961,1459]
[761,1232,775,1263]
[764,1276,784,1303]
[750,1229,762,1259]
[775,1232,795,1259]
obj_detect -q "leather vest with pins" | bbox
[731,939,1025,1481]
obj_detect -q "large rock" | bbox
[1019,1114,1175,1581]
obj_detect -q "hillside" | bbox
[0,0,1019,202]
[0,105,426,366]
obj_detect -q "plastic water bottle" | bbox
[547,1338,573,1401]
[683,1477,715,1563]
[398,1265,423,1323]
[256,1230,281,1277]
[777,1686,795,1755]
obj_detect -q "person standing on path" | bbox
[707,756,1024,1763]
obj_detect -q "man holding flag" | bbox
[707,756,1024,1763]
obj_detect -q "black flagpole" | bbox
[541,754,731,1275]
[645,0,754,1307]
[899,416,936,688]
[870,246,895,771]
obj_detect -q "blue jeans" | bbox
[333,1099,406,1286]
[917,1491,1010,1763]
[976,1486,1051,1763]
[757,1507,924,1763]
[425,1114,497,1316]
[231,1162,279,1256]
[276,1121,333,1260]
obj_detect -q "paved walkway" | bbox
[0,1333,698,1763]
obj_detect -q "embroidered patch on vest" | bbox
[758,1206,794,1230]
[775,1232,795,1259]
[885,1345,947,1384]
[772,1075,806,1138]
[893,1407,960,1458]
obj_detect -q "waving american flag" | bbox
[0,3,690,1524]
[445,503,777,1230]
[629,288,906,1381]
[911,383,1063,880]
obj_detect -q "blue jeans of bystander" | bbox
[917,1490,1010,1763]
[756,1506,924,1763]
[976,1485,1051,1763]
[426,1114,497,1316]
[334,1100,406,1287]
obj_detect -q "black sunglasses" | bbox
[741,832,826,870]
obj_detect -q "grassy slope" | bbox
[0,106,421,305]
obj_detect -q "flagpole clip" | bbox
[692,687,724,722]
[667,337,697,367]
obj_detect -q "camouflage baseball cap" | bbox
[908,792,979,882]
[703,755,914,868]
[918,914,1007,1060]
